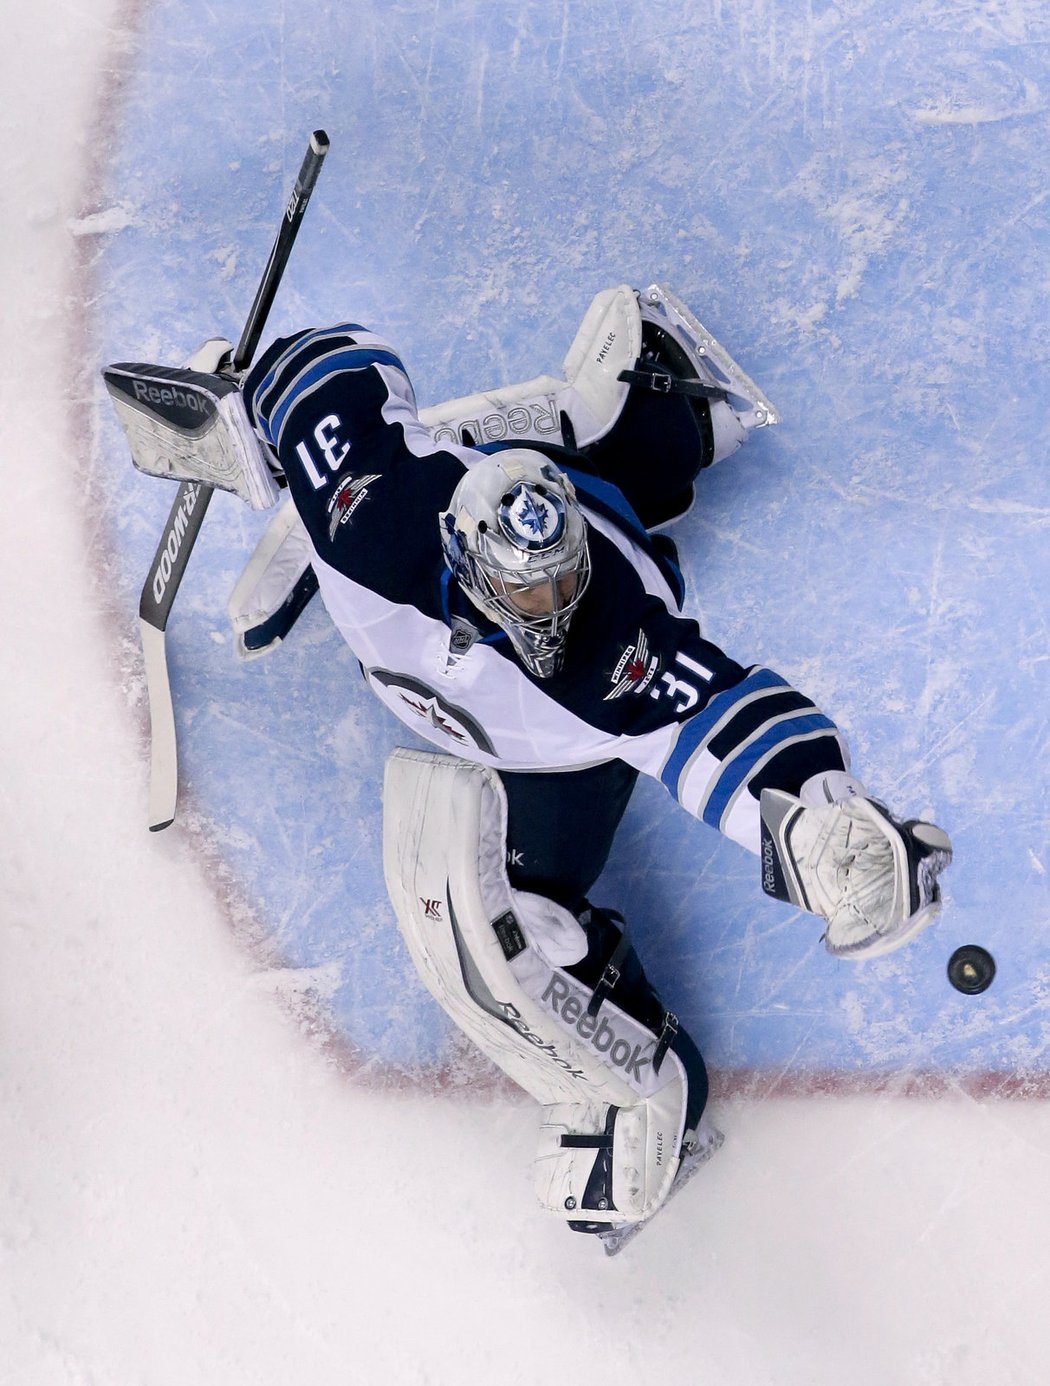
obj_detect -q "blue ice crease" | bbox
[92,0,1050,1078]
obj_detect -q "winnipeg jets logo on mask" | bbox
[498,482,565,551]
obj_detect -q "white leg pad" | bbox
[557,283,641,444]
[420,371,569,449]
[382,748,688,1223]
[533,1070,687,1224]
[418,285,641,451]
[227,498,315,659]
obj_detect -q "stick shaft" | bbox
[139,131,329,828]
[233,129,330,371]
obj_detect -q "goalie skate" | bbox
[597,1119,725,1257]
[639,284,781,430]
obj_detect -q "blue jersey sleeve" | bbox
[558,536,850,848]
[243,325,471,609]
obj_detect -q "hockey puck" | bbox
[947,946,996,995]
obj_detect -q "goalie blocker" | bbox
[382,749,710,1233]
[103,361,281,511]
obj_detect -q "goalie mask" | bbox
[440,450,591,678]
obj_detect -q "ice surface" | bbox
[3,0,1050,1382]
[85,0,1050,1089]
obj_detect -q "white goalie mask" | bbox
[439,450,591,678]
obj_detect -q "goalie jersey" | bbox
[243,324,849,855]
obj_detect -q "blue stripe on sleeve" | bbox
[251,324,368,432]
[251,326,397,444]
[268,346,408,449]
[659,668,791,796]
[700,713,839,828]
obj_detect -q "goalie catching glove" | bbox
[760,772,953,959]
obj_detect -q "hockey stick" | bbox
[138,129,329,830]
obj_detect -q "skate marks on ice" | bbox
[81,0,1050,1087]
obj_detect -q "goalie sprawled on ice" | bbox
[105,284,952,1245]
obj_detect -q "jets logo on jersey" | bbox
[498,482,565,551]
[604,628,660,700]
[326,472,382,538]
[368,670,497,755]
[400,693,470,742]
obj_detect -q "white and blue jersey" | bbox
[243,325,849,855]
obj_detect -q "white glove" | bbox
[760,773,953,960]
[184,337,235,375]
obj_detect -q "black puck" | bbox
[947,945,996,995]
